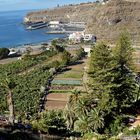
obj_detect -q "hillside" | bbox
[25,2,97,23]
[25,0,140,44]
[86,0,140,44]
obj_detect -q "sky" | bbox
[0,0,96,11]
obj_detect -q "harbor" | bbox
[25,20,86,34]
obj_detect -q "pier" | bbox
[64,22,86,28]
[26,21,86,31]
[26,22,48,30]
[46,30,78,34]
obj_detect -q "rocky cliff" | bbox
[25,0,140,44]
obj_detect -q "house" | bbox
[83,34,97,42]
[68,32,83,43]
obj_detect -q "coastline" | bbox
[0,10,66,48]
[0,41,52,64]
[8,41,52,54]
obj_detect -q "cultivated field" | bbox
[45,58,87,110]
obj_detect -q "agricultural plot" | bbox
[51,79,82,86]
[45,59,87,110]
[46,94,71,102]
[56,71,83,79]
[46,100,68,110]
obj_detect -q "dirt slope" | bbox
[86,0,140,44]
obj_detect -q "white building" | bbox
[68,32,84,43]
[68,32,96,43]
[49,21,60,28]
[49,21,60,25]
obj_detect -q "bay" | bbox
[0,10,65,48]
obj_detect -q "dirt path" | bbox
[0,57,19,64]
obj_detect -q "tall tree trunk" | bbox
[7,90,14,125]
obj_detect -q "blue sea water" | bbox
[0,10,65,48]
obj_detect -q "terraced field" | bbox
[45,58,87,110]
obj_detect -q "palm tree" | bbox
[74,97,89,117]
[64,105,76,130]
[64,89,80,130]
[74,115,90,134]
[88,108,104,132]
[70,89,80,104]
[2,78,15,125]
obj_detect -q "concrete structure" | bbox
[8,50,19,57]
[82,45,93,57]
[49,21,60,28]
[83,34,96,42]
[24,17,30,23]
[49,21,60,25]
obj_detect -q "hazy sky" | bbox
[0,0,96,11]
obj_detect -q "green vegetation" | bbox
[0,43,85,123]
[1,78,15,125]
[0,45,74,118]
[32,110,67,134]
[63,31,140,138]
[57,71,83,79]
[72,47,86,62]
[49,90,72,93]
[0,50,57,116]
[0,48,10,59]
[52,79,82,86]
[0,32,139,139]
[123,126,140,136]
[0,131,39,140]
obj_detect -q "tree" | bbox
[74,115,90,134]
[88,42,116,113]
[64,32,139,135]
[0,48,10,59]
[64,90,80,130]
[89,42,113,73]
[61,50,71,66]
[88,108,104,132]
[32,110,66,134]
[111,31,138,114]
[1,78,16,125]
[71,43,115,134]
[113,31,133,68]
[74,47,85,61]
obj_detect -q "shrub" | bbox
[104,116,126,136]
[32,110,67,134]
[123,126,140,136]
[0,48,10,59]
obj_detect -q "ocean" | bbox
[0,10,66,48]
